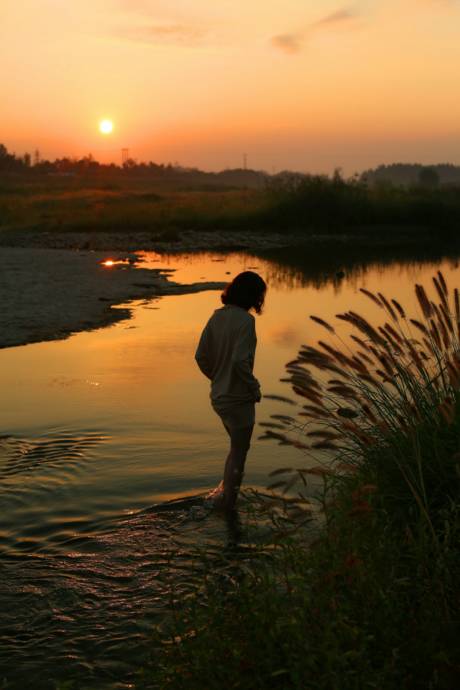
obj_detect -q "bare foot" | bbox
[205,481,224,501]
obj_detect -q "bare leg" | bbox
[222,424,254,511]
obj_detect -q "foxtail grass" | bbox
[260,271,460,538]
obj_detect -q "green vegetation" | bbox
[0,176,266,239]
[1,145,460,245]
[260,171,460,234]
[143,273,460,690]
[362,163,460,188]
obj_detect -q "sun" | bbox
[99,119,113,135]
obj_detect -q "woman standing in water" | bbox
[195,271,267,512]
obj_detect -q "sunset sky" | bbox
[2,0,460,173]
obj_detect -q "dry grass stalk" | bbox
[380,324,403,350]
[410,319,429,336]
[377,293,398,322]
[350,334,371,352]
[415,284,433,318]
[311,441,338,451]
[310,315,335,334]
[299,405,331,420]
[354,350,374,366]
[293,387,325,407]
[437,270,448,296]
[337,312,386,348]
[327,385,360,400]
[433,275,449,310]
[439,303,454,334]
[391,299,406,318]
[429,319,442,350]
[307,430,341,440]
[359,288,382,307]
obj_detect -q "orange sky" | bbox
[2,0,460,173]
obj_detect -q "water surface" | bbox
[1,248,460,687]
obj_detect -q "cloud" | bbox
[270,33,303,55]
[313,8,357,28]
[271,6,359,55]
[116,23,207,46]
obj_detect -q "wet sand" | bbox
[0,247,226,349]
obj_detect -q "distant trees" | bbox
[0,143,29,172]
[0,143,268,188]
[1,141,458,191]
[418,167,440,189]
[362,163,460,187]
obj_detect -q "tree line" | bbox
[1,143,459,190]
[0,143,266,188]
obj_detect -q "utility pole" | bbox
[243,153,247,170]
[121,148,129,166]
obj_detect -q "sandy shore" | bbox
[0,247,226,349]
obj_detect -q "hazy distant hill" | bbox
[361,163,460,187]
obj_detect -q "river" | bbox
[1,247,459,688]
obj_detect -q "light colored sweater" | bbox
[195,304,261,412]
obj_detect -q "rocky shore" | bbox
[0,228,297,253]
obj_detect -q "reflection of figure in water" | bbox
[195,271,267,512]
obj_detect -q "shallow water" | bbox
[1,248,460,687]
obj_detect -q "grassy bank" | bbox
[0,175,265,239]
[1,172,460,243]
[142,274,460,690]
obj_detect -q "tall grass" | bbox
[262,173,460,233]
[143,273,460,690]
[262,270,460,528]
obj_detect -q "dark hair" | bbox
[221,271,267,314]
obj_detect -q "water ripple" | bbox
[0,504,194,688]
[0,432,107,478]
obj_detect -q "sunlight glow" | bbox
[102,259,130,268]
[3,1,460,171]
[99,119,113,135]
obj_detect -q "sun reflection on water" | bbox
[101,258,131,268]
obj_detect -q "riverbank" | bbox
[0,227,300,252]
[0,247,226,349]
[2,170,460,243]
[1,227,450,256]
[2,227,460,350]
